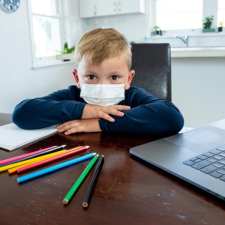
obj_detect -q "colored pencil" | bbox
[8,149,75,174]
[17,153,96,184]
[82,155,104,209]
[0,145,58,165]
[0,144,66,166]
[63,154,99,205]
[0,150,67,173]
[16,145,90,174]
[12,144,67,163]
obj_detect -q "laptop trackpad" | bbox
[130,139,197,166]
[165,126,225,154]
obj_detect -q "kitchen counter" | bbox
[171,47,225,58]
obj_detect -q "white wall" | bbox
[172,58,225,127]
[0,0,80,113]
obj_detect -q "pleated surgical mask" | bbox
[80,84,125,106]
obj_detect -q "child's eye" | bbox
[87,74,97,80]
[111,75,120,80]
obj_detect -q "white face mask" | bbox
[80,84,125,106]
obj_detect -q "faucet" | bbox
[176,35,189,47]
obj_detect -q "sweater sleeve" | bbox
[12,86,86,129]
[99,87,184,136]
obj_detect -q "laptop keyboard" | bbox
[183,144,225,182]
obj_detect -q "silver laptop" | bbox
[129,119,225,200]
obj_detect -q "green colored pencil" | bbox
[62,154,99,205]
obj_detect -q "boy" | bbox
[13,28,184,136]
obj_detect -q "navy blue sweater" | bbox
[12,86,184,136]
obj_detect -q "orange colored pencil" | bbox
[16,145,90,174]
[7,150,67,174]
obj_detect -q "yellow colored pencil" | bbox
[0,150,67,173]
[7,146,88,174]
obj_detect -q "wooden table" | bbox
[0,114,224,225]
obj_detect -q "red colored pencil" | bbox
[16,146,90,174]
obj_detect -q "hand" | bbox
[82,104,131,122]
[57,119,101,135]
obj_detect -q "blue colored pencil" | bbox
[17,153,96,184]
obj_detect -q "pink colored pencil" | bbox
[0,145,57,165]
[16,146,90,174]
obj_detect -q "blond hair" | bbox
[74,28,132,69]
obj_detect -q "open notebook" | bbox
[0,123,57,151]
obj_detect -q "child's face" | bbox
[73,53,135,90]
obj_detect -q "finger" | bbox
[64,122,84,135]
[57,124,70,132]
[58,126,70,133]
[57,121,75,130]
[57,125,67,132]
[99,111,115,122]
[113,105,131,111]
[64,127,79,135]
[105,108,124,117]
[58,123,78,133]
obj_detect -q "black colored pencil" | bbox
[82,155,104,209]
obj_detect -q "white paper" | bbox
[0,123,57,151]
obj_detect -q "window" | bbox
[218,0,225,25]
[155,0,203,30]
[29,0,64,60]
[150,0,225,49]
[153,0,225,32]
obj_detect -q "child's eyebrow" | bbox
[85,71,98,75]
[108,71,122,75]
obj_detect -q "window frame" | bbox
[27,0,71,69]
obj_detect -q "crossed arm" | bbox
[57,104,130,135]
